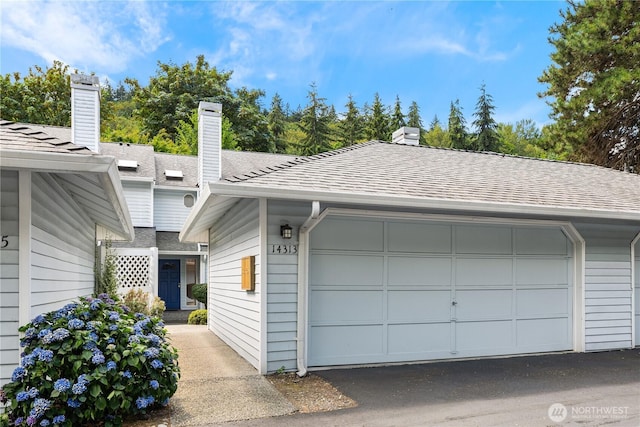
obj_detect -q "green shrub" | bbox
[187,309,208,325]
[0,293,180,426]
[122,289,166,318]
[95,239,119,300]
[191,284,207,308]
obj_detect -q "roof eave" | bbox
[0,148,135,241]
[207,181,640,224]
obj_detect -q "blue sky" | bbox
[1,0,566,128]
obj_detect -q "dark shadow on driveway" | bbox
[315,349,640,410]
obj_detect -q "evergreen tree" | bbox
[296,83,333,155]
[366,93,391,141]
[448,99,468,149]
[407,101,423,129]
[268,93,287,153]
[339,94,364,147]
[472,83,499,152]
[429,115,441,131]
[407,101,426,144]
[391,95,405,131]
[538,0,639,172]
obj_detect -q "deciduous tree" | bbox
[0,61,73,126]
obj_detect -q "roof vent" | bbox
[165,169,184,180]
[392,127,420,146]
[117,159,138,170]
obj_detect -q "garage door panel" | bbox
[388,257,451,286]
[516,259,570,285]
[517,288,569,317]
[388,222,451,253]
[309,325,383,364]
[516,228,569,255]
[387,290,450,322]
[456,258,513,286]
[456,225,512,254]
[310,254,384,286]
[311,218,383,251]
[456,320,513,351]
[308,217,574,367]
[310,290,382,323]
[456,290,512,320]
[516,318,570,349]
[388,323,451,354]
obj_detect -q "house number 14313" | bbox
[270,244,298,254]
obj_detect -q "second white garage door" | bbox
[308,216,574,367]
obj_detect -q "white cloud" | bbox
[0,0,170,73]
[495,99,550,128]
[206,2,321,86]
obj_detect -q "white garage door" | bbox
[308,216,574,367]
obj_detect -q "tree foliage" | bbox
[366,93,391,141]
[472,83,499,152]
[338,94,365,147]
[539,0,640,172]
[295,83,333,155]
[448,99,468,149]
[268,93,287,153]
[391,95,406,131]
[0,61,73,126]
[127,55,233,141]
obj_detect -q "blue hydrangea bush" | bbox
[0,294,179,426]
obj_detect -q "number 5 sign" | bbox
[1,235,17,250]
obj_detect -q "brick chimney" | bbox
[198,102,223,191]
[392,127,420,146]
[71,74,101,153]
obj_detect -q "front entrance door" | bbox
[159,259,181,310]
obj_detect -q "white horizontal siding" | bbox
[31,173,95,317]
[265,200,310,372]
[209,199,261,369]
[153,189,196,232]
[0,170,19,387]
[122,181,153,227]
[576,223,637,351]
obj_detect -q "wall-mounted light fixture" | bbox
[280,224,293,239]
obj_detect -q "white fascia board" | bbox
[154,185,198,191]
[0,149,113,173]
[207,181,640,224]
[179,183,218,242]
[99,162,135,241]
[120,176,155,183]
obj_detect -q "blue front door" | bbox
[159,259,181,310]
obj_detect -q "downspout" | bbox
[631,230,640,348]
[296,201,321,377]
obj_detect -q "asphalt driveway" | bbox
[227,349,640,426]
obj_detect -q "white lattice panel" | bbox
[116,255,151,289]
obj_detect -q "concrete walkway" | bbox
[166,324,295,426]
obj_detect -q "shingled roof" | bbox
[0,120,92,154]
[209,141,640,219]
